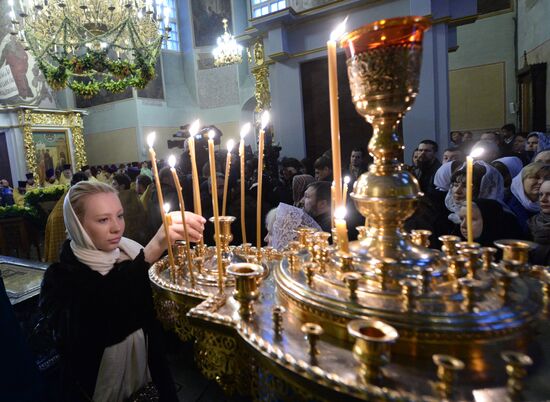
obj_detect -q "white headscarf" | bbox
[270,203,322,250]
[510,172,540,213]
[63,188,143,274]
[434,161,459,191]
[494,156,523,179]
[445,160,505,223]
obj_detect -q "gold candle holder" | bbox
[439,235,461,257]
[304,261,319,287]
[458,277,483,313]
[272,305,286,339]
[301,322,324,364]
[481,247,497,271]
[399,278,419,312]
[495,239,534,265]
[193,256,204,275]
[347,319,399,384]
[209,215,236,253]
[499,269,519,304]
[340,17,433,266]
[343,272,361,301]
[337,251,354,273]
[432,354,465,399]
[501,351,533,400]
[194,243,207,258]
[356,225,368,241]
[296,227,315,248]
[410,229,431,248]
[286,250,300,271]
[226,263,264,319]
[458,248,482,279]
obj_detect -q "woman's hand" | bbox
[144,211,206,263]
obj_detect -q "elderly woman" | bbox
[40,181,205,402]
[507,162,550,234]
[528,180,550,245]
[457,199,524,247]
[292,174,315,207]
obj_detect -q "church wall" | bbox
[85,127,139,166]
[518,0,550,130]
[448,11,516,133]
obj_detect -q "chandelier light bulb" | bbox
[212,18,243,67]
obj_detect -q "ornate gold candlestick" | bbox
[341,16,435,269]
[495,240,535,265]
[433,354,465,399]
[226,263,263,319]
[209,216,236,253]
[501,351,533,400]
[347,319,398,384]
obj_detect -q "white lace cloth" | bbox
[270,203,322,250]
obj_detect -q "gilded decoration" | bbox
[17,108,88,178]
[250,40,271,113]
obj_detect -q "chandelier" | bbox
[7,0,170,98]
[212,18,243,67]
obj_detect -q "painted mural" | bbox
[0,2,55,107]
[191,0,233,48]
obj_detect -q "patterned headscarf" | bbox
[270,203,322,250]
[292,174,315,206]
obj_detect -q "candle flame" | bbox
[329,16,348,41]
[261,111,270,130]
[163,203,171,214]
[334,206,347,220]
[227,139,235,152]
[240,122,251,139]
[470,147,484,158]
[146,132,156,148]
[168,154,176,168]
[208,129,216,140]
[344,176,350,184]
[189,119,200,136]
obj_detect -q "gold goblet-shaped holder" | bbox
[226,262,264,319]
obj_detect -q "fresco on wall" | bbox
[0,3,55,107]
[197,53,216,70]
[137,60,164,99]
[191,0,232,48]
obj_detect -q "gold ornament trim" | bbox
[17,108,88,179]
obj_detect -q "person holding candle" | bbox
[40,181,205,402]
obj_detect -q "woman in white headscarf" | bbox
[507,161,550,234]
[264,203,322,250]
[40,181,205,402]
[492,156,524,203]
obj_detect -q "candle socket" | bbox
[495,240,533,265]
[481,247,497,271]
[343,272,361,301]
[338,251,354,273]
[499,269,519,304]
[193,257,204,275]
[301,322,324,364]
[439,235,461,257]
[347,319,399,384]
[458,248,482,279]
[501,351,533,400]
[400,278,419,312]
[432,354,465,399]
[304,262,319,287]
[287,241,300,252]
[209,216,235,253]
[315,231,331,247]
[272,305,286,340]
[447,255,468,292]
[410,229,431,248]
[194,243,207,258]
[458,278,483,313]
[501,259,524,274]
[356,225,368,241]
[296,227,315,248]
[226,263,263,320]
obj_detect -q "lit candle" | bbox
[256,111,270,256]
[343,175,350,205]
[208,130,224,293]
[222,139,235,216]
[147,132,176,278]
[239,123,250,244]
[466,147,484,244]
[331,181,335,230]
[168,155,195,287]
[327,18,347,210]
[334,206,349,253]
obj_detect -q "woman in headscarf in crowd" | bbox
[40,181,205,402]
[264,203,322,250]
[292,174,315,207]
[457,199,524,247]
[507,162,550,234]
[492,156,523,203]
[528,179,550,245]
[445,161,504,225]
